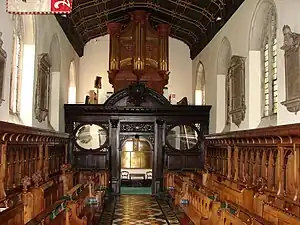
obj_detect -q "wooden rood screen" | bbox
[0,121,68,199]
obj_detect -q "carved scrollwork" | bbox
[120,122,154,132]
[280,25,300,114]
[0,32,7,106]
[35,53,51,123]
[227,55,246,127]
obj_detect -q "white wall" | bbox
[0,3,79,132]
[192,0,300,133]
[78,36,192,104]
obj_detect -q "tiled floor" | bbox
[112,195,181,225]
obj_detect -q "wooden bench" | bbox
[0,202,24,225]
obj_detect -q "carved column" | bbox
[234,145,239,181]
[0,143,6,200]
[154,119,165,194]
[65,119,73,164]
[227,145,232,179]
[110,118,119,194]
[44,145,49,181]
[277,145,284,195]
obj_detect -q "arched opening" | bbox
[249,0,277,128]
[120,136,153,194]
[216,37,232,132]
[195,62,205,105]
[68,60,76,104]
[10,15,36,126]
[49,34,61,130]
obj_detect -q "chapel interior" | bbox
[1,0,300,224]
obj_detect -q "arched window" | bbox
[10,15,24,114]
[262,7,277,117]
[195,62,205,105]
[68,60,76,103]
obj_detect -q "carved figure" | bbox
[281,25,300,52]
[21,176,31,193]
[281,25,300,114]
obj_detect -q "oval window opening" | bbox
[75,124,107,150]
[166,125,198,150]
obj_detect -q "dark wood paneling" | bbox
[74,152,108,170]
[165,151,204,170]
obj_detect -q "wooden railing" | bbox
[205,123,300,223]
[0,121,69,224]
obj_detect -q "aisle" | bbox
[111,195,181,225]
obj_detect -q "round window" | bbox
[75,124,107,150]
[166,125,199,150]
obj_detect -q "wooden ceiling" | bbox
[56,0,244,59]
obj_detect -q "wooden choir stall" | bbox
[0,121,108,225]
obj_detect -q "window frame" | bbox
[261,7,278,118]
[9,15,24,115]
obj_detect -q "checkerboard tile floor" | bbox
[112,195,179,225]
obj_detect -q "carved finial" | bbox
[87,175,94,185]
[255,177,267,194]
[32,171,43,187]
[61,163,71,174]
[21,176,31,193]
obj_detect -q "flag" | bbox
[7,0,72,14]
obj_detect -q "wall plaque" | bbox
[228,55,246,127]
[35,53,51,122]
[0,32,7,106]
[280,25,300,114]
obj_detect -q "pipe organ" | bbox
[107,10,170,94]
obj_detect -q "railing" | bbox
[0,121,69,199]
[0,121,69,224]
[205,123,300,218]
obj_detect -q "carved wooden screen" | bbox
[228,55,246,127]
[0,32,7,106]
[35,53,51,122]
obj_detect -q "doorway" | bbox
[120,136,153,195]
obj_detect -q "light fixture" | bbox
[216,17,222,21]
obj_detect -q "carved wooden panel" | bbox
[165,151,204,170]
[0,32,7,106]
[35,53,51,123]
[280,25,300,114]
[228,55,246,127]
[74,151,108,170]
[120,122,154,133]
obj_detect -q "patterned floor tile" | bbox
[112,195,170,225]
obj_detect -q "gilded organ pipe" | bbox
[133,21,145,71]
[107,23,121,70]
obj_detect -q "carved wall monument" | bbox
[107,10,170,94]
[0,32,7,106]
[226,55,246,127]
[35,53,51,122]
[280,25,300,114]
